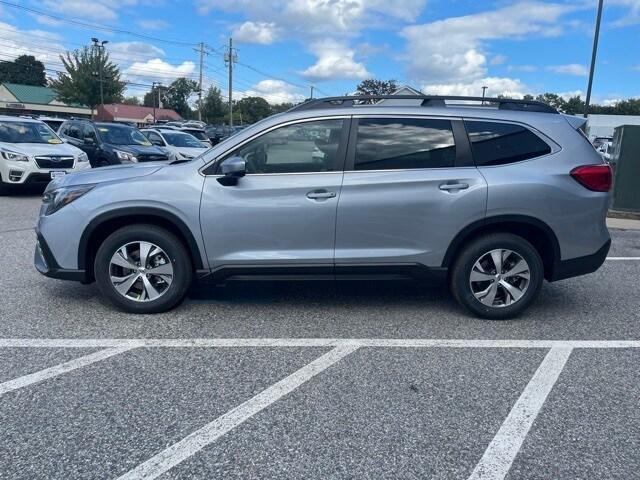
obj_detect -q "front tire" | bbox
[450,233,543,320]
[94,225,193,313]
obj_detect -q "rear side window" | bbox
[465,121,551,166]
[354,118,456,170]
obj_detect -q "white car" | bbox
[0,116,90,194]
[141,128,209,160]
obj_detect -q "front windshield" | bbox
[163,131,206,148]
[97,124,152,146]
[184,129,208,141]
[0,121,62,144]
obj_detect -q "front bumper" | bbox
[549,239,611,282]
[34,232,87,282]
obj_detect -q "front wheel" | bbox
[450,233,544,320]
[94,225,193,313]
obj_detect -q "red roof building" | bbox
[96,104,181,125]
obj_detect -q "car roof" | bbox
[0,115,43,123]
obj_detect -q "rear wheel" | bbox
[94,225,193,313]
[450,233,543,320]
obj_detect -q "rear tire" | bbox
[450,233,544,320]
[94,224,193,313]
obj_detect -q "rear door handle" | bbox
[439,182,469,191]
[306,190,337,200]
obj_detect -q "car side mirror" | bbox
[218,156,246,186]
[84,137,95,145]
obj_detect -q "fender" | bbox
[77,206,205,271]
[442,214,561,273]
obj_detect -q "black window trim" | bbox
[462,117,558,168]
[343,115,473,172]
[200,115,351,176]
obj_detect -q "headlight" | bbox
[42,184,95,216]
[115,150,138,162]
[1,150,29,162]
[77,152,89,163]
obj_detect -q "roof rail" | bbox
[289,95,558,114]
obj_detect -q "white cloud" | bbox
[301,40,370,80]
[508,65,539,73]
[0,21,65,73]
[547,64,588,76]
[237,79,306,104]
[109,42,166,63]
[41,0,138,22]
[422,77,529,99]
[124,59,196,85]
[402,2,573,84]
[490,54,507,66]
[233,21,279,44]
[137,19,170,31]
[558,90,584,100]
[196,0,426,35]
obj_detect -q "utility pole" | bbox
[91,37,108,116]
[310,85,314,99]
[224,38,237,127]
[151,81,158,123]
[481,86,488,104]
[197,42,205,122]
[584,0,604,118]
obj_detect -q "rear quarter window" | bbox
[465,120,552,166]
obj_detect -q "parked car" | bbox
[0,116,90,194]
[205,125,231,145]
[141,128,209,160]
[58,120,170,167]
[35,95,611,319]
[176,127,212,147]
[36,116,67,133]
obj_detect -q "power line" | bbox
[0,0,197,47]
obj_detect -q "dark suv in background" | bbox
[58,120,169,168]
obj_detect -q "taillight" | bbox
[570,164,612,192]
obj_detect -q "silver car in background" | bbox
[34,95,611,319]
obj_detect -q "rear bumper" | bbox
[34,233,87,282]
[549,239,611,282]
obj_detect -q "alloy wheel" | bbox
[469,249,531,308]
[108,241,173,302]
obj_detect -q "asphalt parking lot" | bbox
[1,193,639,479]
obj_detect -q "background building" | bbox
[96,104,181,126]
[0,82,92,118]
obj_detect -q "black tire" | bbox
[450,233,544,320]
[0,174,11,196]
[94,224,193,313]
[98,159,111,168]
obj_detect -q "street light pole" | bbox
[91,37,108,116]
[481,86,488,104]
[584,0,604,118]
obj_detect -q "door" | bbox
[200,117,349,272]
[335,116,487,268]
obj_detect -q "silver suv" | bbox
[34,95,612,319]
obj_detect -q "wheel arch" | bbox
[442,215,561,280]
[78,207,205,282]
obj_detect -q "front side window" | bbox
[465,121,552,166]
[354,118,456,170]
[0,121,62,144]
[163,132,205,148]
[223,119,345,174]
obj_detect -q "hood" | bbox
[172,147,208,158]
[47,162,163,189]
[0,141,83,157]
[107,144,167,156]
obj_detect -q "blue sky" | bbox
[0,0,638,105]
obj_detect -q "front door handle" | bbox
[306,190,337,200]
[439,182,469,192]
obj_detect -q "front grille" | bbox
[35,155,74,169]
[137,153,169,162]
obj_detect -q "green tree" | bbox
[563,95,586,115]
[50,47,125,113]
[0,55,47,86]
[122,96,140,106]
[201,85,225,123]
[355,79,398,96]
[162,77,198,118]
[535,93,566,111]
[236,96,271,123]
[270,102,294,114]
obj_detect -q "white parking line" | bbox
[0,346,135,396]
[0,338,639,348]
[467,347,572,480]
[116,344,359,480]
